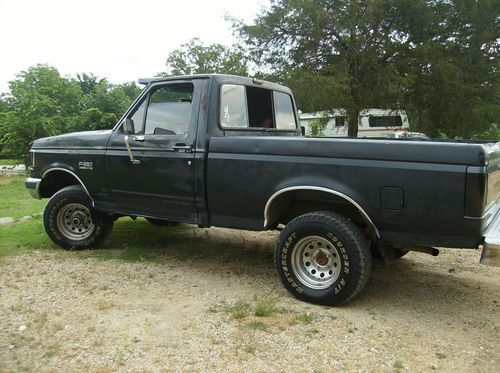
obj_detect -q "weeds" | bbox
[254,298,275,317]
[294,312,314,324]
[227,301,251,319]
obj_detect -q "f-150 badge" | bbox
[78,161,93,170]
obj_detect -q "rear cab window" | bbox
[220,84,297,131]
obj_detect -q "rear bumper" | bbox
[25,177,42,199]
[480,203,500,266]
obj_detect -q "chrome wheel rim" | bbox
[56,203,95,240]
[291,235,342,289]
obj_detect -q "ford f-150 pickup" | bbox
[25,74,500,305]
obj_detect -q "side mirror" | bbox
[300,126,306,136]
[123,118,134,134]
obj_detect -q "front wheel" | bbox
[43,185,113,250]
[275,211,372,306]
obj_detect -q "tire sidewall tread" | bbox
[43,185,112,250]
[275,211,372,306]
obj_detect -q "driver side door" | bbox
[104,80,202,222]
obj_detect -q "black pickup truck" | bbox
[26,74,500,305]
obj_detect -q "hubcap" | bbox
[291,236,342,289]
[56,203,95,240]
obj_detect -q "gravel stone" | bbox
[0,228,498,372]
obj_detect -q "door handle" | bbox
[124,135,141,165]
[132,135,145,142]
[172,143,192,152]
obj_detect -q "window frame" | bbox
[143,83,194,136]
[368,115,403,128]
[117,82,194,139]
[218,84,298,132]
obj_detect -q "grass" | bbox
[0,159,19,166]
[254,298,275,317]
[247,321,267,331]
[294,312,314,324]
[227,301,251,319]
[0,175,46,219]
[0,174,275,272]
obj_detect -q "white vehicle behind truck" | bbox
[300,109,410,137]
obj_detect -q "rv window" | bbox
[368,116,403,127]
[335,116,347,127]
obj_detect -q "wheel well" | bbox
[265,189,378,237]
[39,170,82,198]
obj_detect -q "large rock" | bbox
[0,217,15,226]
[18,216,32,223]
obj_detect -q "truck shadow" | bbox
[97,219,494,317]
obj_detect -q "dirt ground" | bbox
[0,227,498,372]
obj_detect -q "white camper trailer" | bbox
[299,109,410,137]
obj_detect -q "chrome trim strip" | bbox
[42,168,94,205]
[263,186,380,237]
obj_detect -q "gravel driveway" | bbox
[0,227,498,372]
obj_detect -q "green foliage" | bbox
[237,0,500,138]
[0,65,82,163]
[162,38,248,76]
[0,65,141,163]
[309,117,329,137]
[473,124,500,141]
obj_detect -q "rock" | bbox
[19,325,27,332]
[0,217,15,226]
[18,215,32,223]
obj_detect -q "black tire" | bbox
[275,211,372,306]
[145,217,180,227]
[43,185,113,250]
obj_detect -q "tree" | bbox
[402,0,500,138]
[0,65,83,163]
[75,73,141,131]
[237,0,499,139]
[0,65,142,163]
[237,0,414,137]
[162,38,248,76]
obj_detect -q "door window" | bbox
[144,84,194,135]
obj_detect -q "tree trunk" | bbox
[347,107,360,138]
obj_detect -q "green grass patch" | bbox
[0,175,46,219]
[0,175,275,273]
[254,297,275,317]
[227,301,251,319]
[0,159,19,166]
[247,321,267,331]
[294,312,314,324]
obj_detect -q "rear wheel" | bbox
[275,211,372,306]
[43,185,113,250]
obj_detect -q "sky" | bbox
[0,0,268,93]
